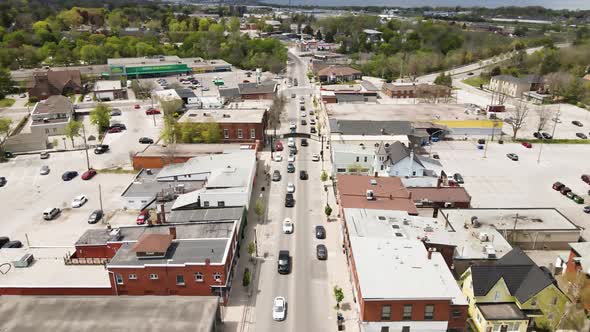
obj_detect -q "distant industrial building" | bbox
[107,56,231,78]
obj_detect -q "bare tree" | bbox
[535,105,551,133]
[505,100,530,140]
[267,94,287,137]
[550,272,590,331]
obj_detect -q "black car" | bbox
[541,132,552,139]
[533,132,541,139]
[94,144,110,154]
[110,123,126,130]
[278,250,291,274]
[61,171,78,181]
[0,237,10,247]
[272,170,282,182]
[315,225,326,239]
[316,244,328,260]
[2,240,23,248]
[453,173,464,184]
[285,193,295,207]
[287,163,295,173]
[0,176,6,187]
[584,206,590,214]
[139,137,154,144]
[310,127,317,134]
[576,133,588,139]
[572,120,583,127]
[301,119,307,125]
[110,108,122,116]
[299,170,308,180]
[88,210,103,224]
[301,139,308,147]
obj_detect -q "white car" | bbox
[273,296,287,321]
[71,195,88,208]
[289,123,296,130]
[274,154,283,162]
[83,96,92,102]
[287,182,295,193]
[312,154,320,162]
[300,111,306,117]
[287,138,295,147]
[283,218,294,234]
[288,155,295,162]
[310,119,316,125]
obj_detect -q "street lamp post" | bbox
[550,104,561,139]
[81,124,90,170]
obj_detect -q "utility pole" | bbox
[99,184,103,212]
[550,104,561,139]
[81,124,90,170]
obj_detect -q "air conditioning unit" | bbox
[13,253,34,268]
[479,232,489,242]
[424,225,434,232]
[484,245,497,259]
[366,190,375,201]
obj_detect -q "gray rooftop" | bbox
[121,168,205,198]
[32,95,73,115]
[327,103,484,122]
[218,87,240,98]
[0,296,219,332]
[168,207,244,223]
[329,119,414,136]
[441,208,580,231]
[175,88,196,99]
[238,81,277,95]
[477,303,527,321]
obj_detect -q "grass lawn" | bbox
[0,98,15,108]
[515,138,590,144]
[462,75,490,88]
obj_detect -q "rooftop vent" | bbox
[484,245,496,259]
[370,179,377,185]
[109,229,122,241]
[424,225,434,232]
[395,232,404,237]
[479,232,489,242]
[222,114,231,118]
[403,218,410,225]
[13,253,34,268]
[366,190,375,201]
[378,216,386,221]
[392,225,400,229]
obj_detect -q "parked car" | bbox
[0,237,10,247]
[40,151,50,159]
[560,186,572,195]
[272,297,287,321]
[94,144,109,154]
[533,132,541,139]
[506,153,519,161]
[285,193,294,207]
[572,120,583,127]
[315,225,326,239]
[316,244,328,260]
[145,108,161,115]
[274,154,283,162]
[137,210,150,225]
[310,119,316,125]
[521,142,532,148]
[301,139,308,147]
[110,108,122,116]
[81,168,97,180]
[272,170,282,182]
[541,132,552,139]
[301,119,307,125]
[139,137,154,144]
[577,133,588,139]
[0,176,6,187]
[289,146,297,155]
[453,173,464,184]
[88,210,103,224]
[278,250,291,274]
[566,191,576,199]
[2,240,23,248]
[573,195,585,204]
[287,163,295,173]
[584,206,590,214]
[287,182,295,193]
[283,218,293,234]
[111,123,126,130]
[275,141,284,151]
[312,154,320,162]
[310,127,317,134]
[299,170,308,180]
[107,127,122,134]
[61,171,78,181]
[40,165,50,175]
[287,137,295,147]
[552,182,565,191]
[288,154,295,162]
[71,195,88,208]
[134,104,141,109]
[43,207,61,220]
[582,174,590,184]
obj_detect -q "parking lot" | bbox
[432,140,590,237]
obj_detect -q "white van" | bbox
[287,137,295,147]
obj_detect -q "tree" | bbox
[254,198,264,222]
[505,100,530,140]
[302,24,314,35]
[247,241,257,260]
[333,286,344,309]
[434,72,452,87]
[90,103,111,133]
[0,117,12,147]
[267,95,286,137]
[549,272,590,331]
[159,99,183,144]
[0,68,14,99]
[535,105,551,133]
[242,268,251,286]
[320,170,328,182]
[64,120,82,148]
[490,66,502,77]
[316,30,323,41]
[325,204,333,218]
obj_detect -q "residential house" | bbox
[461,248,570,332]
[489,75,543,98]
[218,87,240,104]
[238,81,277,100]
[317,66,362,83]
[363,29,382,43]
[374,141,443,177]
[27,69,82,100]
[29,95,75,137]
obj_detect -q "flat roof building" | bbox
[108,56,231,78]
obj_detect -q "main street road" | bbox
[254,52,335,332]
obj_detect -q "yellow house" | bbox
[460,248,569,332]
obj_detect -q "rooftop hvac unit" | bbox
[13,253,34,268]
[424,225,434,232]
[366,190,375,201]
[479,232,489,242]
[370,179,377,185]
[444,202,453,208]
[484,245,497,259]
[403,218,410,225]
[109,229,122,241]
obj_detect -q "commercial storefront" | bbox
[109,64,191,78]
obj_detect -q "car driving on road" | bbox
[283,218,293,234]
[273,296,287,321]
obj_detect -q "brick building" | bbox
[382,83,451,99]
[27,69,82,100]
[317,65,362,83]
[178,108,267,146]
[238,81,277,100]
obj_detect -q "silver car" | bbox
[40,165,50,175]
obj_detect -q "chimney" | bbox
[389,194,393,200]
[408,148,414,177]
[374,172,378,178]
[169,226,177,240]
[427,247,434,260]
[159,204,166,224]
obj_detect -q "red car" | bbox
[81,168,97,180]
[107,127,121,133]
[134,104,141,109]
[521,142,532,148]
[582,174,590,184]
[243,80,250,83]
[145,108,161,115]
[275,141,284,151]
[136,210,149,225]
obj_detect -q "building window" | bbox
[364,156,368,162]
[203,201,209,207]
[494,291,500,301]
[176,274,185,285]
[53,128,57,132]
[337,168,346,173]
[250,128,256,139]
[452,309,462,318]
[238,129,243,138]
[115,273,124,285]
[381,305,391,320]
[380,165,384,170]
[223,129,229,138]
[149,273,158,280]
[401,327,410,332]
[218,201,225,207]
[213,272,222,282]
[195,272,203,282]
[128,274,137,280]
[356,156,359,162]
[380,327,390,332]
[403,305,412,320]
[424,305,434,320]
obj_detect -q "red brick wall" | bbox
[362,299,451,322]
[220,122,265,145]
[132,156,193,171]
[74,243,123,259]
[565,249,580,274]
[448,304,468,330]
[0,287,113,296]
[241,93,275,100]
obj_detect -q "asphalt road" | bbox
[254,52,333,332]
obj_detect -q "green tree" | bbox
[325,204,333,218]
[0,117,12,147]
[302,25,314,35]
[57,8,83,29]
[247,241,257,260]
[254,198,264,222]
[242,268,251,286]
[434,72,452,87]
[63,120,82,148]
[0,68,14,99]
[333,286,344,309]
[198,18,210,31]
[159,99,183,144]
[228,17,240,33]
[90,103,111,133]
[320,170,328,182]
[107,9,128,33]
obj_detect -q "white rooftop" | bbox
[441,208,579,231]
[156,150,256,181]
[94,80,122,91]
[0,247,110,288]
[179,108,266,124]
[152,89,181,101]
[351,237,466,304]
